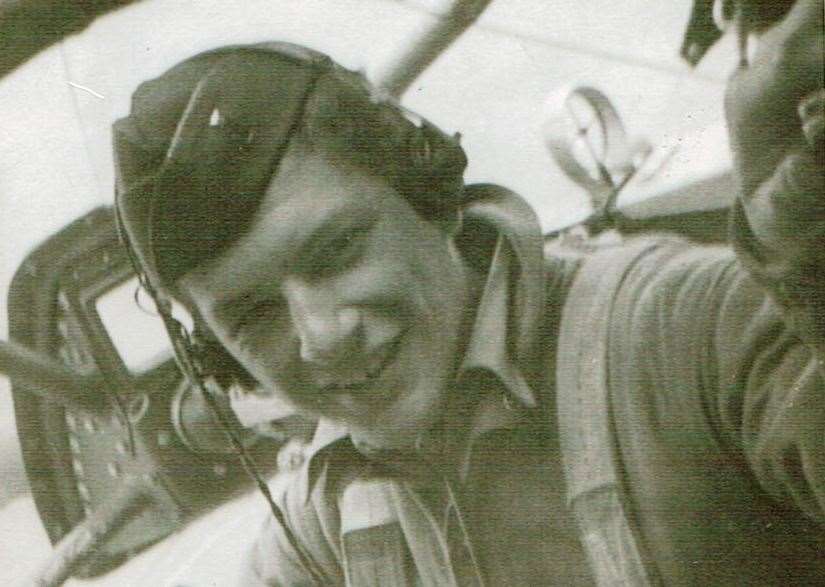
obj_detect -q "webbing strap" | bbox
[556,239,658,586]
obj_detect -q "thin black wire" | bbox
[109,52,339,582]
[160,312,326,586]
[443,476,486,587]
[114,208,325,585]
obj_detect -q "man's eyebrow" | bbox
[212,290,266,324]
[290,205,379,272]
[210,203,379,319]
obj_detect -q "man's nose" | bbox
[283,280,361,365]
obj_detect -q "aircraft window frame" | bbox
[94,276,176,376]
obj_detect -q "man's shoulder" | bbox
[543,230,733,285]
[544,229,694,262]
[543,231,657,297]
[542,231,739,335]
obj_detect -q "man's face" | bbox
[178,145,472,453]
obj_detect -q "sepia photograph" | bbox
[0,0,823,585]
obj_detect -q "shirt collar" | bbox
[458,234,537,409]
[303,184,546,480]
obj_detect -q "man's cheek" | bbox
[350,261,418,318]
[236,340,300,394]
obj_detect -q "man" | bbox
[114,1,823,584]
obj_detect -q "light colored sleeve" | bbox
[616,239,825,525]
[236,464,346,586]
[237,514,318,587]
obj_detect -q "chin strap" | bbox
[114,202,326,585]
[159,309,325,586]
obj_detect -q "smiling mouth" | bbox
[318,338,402,398]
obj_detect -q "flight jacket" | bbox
[240,185,825,586]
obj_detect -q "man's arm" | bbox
[712,0,825,526]
[711,252,825,525]
[611,0,825,525]
[725,0,825,347]
[621,239,825,524]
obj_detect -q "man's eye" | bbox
[232,300,284,336]
[309,231,366,278]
